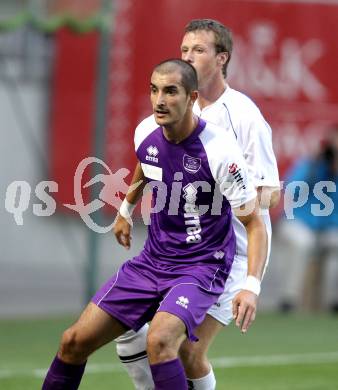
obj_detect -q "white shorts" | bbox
[208,212,272,325]
[207,256,248,326]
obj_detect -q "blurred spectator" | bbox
[277,125,338,313]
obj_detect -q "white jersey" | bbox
[193,85,280,264]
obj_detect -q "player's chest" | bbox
[138,141,212,186]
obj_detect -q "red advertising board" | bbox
[50,0,338,208]
[106,0,338,175]
[49,28,99,206]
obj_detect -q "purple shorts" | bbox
[92,252,230,341]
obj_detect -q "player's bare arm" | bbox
[257,185,281,209]
[232,198,267,333]
[114,162,146,249]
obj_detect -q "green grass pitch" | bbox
[0,312,337,389]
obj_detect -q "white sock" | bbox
[187,366,216,390]
[115,324,154,390]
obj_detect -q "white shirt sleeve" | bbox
[134,115,158,152]
[217,153,257,209]
[199,123,257,209]
[239,111,280,188]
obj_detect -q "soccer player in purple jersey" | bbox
[42,59,267,390]
[114,19,280,390]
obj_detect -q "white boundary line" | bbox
[211,351,338,367]
[1,351,338,379]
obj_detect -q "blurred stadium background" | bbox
[0,0,338,389]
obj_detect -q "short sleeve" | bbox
[240,113,280,188]
[217,156,257,209]
[134,115,158,152]
[199,122,257,209]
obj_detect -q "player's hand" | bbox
[232,290,258,333]
[113,214,132,249]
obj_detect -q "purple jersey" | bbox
[134,117,256,267]
[92,117,257,341]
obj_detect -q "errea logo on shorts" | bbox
[213,250,224,260]
[176,296,189,309]
[146,145,159,163]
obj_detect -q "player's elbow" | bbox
[269,188,281,208]
[257,186,281,209]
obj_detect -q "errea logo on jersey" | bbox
[176,296,189,309]
[146,145,159,163]
[213,250,224,260]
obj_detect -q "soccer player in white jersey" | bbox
[114,19,280,390]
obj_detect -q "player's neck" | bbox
[162,114,198,144]
[198,75,227,110]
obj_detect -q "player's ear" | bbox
[190,90,198,104]
[217,52,228,67]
